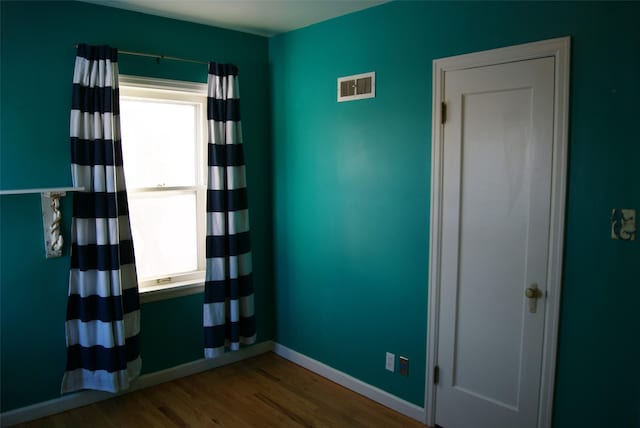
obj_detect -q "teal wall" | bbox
[0,1,274,412]
[270,2,640,427]
[2,1,639,426]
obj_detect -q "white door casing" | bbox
[425,37,571,428]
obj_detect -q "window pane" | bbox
[120,99,197,188]
[128,192,198,281]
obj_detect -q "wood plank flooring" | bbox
[16,352,428,427]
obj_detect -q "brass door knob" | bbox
[525,284,542,313]
[525,287,541,299]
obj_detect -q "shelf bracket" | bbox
[41,191,66,258]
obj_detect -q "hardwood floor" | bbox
[16,352,428,427]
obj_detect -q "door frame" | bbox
[425,37,571,428]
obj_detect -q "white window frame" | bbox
[119,75,208,303]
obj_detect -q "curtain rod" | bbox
[73,45,208,65]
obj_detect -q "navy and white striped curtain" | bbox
[204,63,256,358]
[62,44,141,393]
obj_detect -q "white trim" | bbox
[273,343,426,423]
[425,36,571,428]
[0,187,83,196]
[0,341,274,427]
[139,280,204,304]
[119,76,208,292]
[119,74,207,94]
[1,341,428,427]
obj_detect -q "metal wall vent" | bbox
[337,72,375,102]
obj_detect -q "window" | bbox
[119,76,207,297]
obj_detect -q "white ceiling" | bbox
[80,0,389,37]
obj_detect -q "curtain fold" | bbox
[62,44,141,393]
[204,63,256,358]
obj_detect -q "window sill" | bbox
[139,279,204,304]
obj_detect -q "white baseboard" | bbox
[0,341,274,427]
[2,341,426,427]
[273,343,426,423]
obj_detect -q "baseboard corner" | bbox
[272,342,426,423]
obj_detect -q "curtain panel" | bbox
[62,44,141,393]
[204,63,256,358]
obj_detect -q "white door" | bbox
[435,56,555,428]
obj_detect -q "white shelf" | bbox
[0,187,84,195]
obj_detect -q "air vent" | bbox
[337,72,375,102]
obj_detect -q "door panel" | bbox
[436,57,554,428]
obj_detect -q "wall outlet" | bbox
[399,356,409,377]
[385,352,395,372]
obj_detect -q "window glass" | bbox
[127,191,198,280]
[120,99,197,188]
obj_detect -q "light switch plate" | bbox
[611,209,636,241]
[385,352,395,372]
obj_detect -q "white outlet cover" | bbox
[611,208,636,241]
[385,352,395,372]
